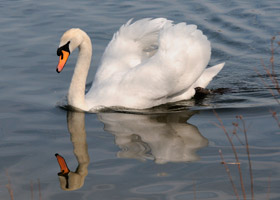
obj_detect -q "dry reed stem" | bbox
[38,178,42,200]
[193,179,196,200]
[219,149,240,200]
[255,68,280,104]
[5,169,14,200]
[213,110,247,200]
[261,60,279,94]
[30,180,34,200]
[270,110,280,128]
[255,35,280,105]
[215,112,257,200]
[269,35,280,91]
[269,36,280,89]
[232,121,244,145]
[264,34,280,150]
[237,115,254,200]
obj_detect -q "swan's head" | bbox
[56,28,87,73]
[55,153,86,191]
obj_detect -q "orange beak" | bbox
[55,153,70,175]
[56,50,70,73]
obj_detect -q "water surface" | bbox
[0,0,280,199]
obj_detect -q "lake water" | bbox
[1,0,280,199]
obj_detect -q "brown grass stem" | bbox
[30,180,34,200]
[270,110,280,128]
[232,122,244,145]
[270,36,279,89]
[213,110,247,200]
[254,68,280,104]
[237,115,254,200]
[219,149,240,200]
[38,178,42,200]
[5,169,14,200]
[256,35,280,103]
[193,179,197,200]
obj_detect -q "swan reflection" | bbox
[98,111,208,164]
[56,110,208,190]
[56,111,90,191]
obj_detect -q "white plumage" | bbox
[57,18,224,111]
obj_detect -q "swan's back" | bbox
[93,18,172,83]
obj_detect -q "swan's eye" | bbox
[57,48,63,58]
[57,41,71,59]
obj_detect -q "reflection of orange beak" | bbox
[55,153,70,175]
[56,50,70,73]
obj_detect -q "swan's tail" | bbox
[193,62,225,88]
[151,22,212,97]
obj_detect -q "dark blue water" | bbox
[0,0,280,199]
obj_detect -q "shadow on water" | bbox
[56,109,208,191]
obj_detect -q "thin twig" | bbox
[270,36,276,82]
[270,110,280,128]
[270,36,280,91]
[5,169,14,200]
[38,178,42,200]
[213,110,246,200]
[193,179,196,200]
[30,180,34,200]
[232,122,244,145]
[261,59,277,88]
[256,35,280,98]
[238,115,254,200]
[254,68,280,104]
[219,149,240,200]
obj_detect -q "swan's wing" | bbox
[94,18,172,81]
[119,23,212,103]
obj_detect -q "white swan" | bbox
[56,18,224,112]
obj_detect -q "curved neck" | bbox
[68,34,92,110]
[67,111,90,176]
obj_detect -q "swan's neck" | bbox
[67,112,89,177]
[68,35,92,110]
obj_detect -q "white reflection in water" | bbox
[57,110,208,190]
[57,111,90,191]
[98,111,208,164]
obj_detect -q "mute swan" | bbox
[56,18,224,111]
